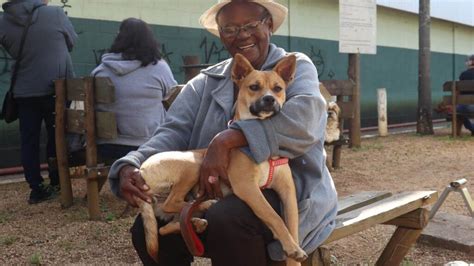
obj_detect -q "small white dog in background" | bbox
[325,102,341,143]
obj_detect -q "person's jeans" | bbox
[456,104,474,132]
[130,189,282,266]
[97,144,138,165]
[17,95,59,190]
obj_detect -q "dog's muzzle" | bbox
[250,95,281,118]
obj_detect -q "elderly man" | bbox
[108,1,337,265]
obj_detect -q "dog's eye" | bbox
[273,86,282,93]
[249,84,260,91]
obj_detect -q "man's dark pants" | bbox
[17,95,59,190]
[131,189,282,266]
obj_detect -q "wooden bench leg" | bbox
[376,208,429,265]
[332,145,342,169]
[301,246,331,266]
[87,179,101,220]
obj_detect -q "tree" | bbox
[417,0,434,134]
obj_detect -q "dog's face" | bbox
[231,53,296,120]
[327,102,341,122]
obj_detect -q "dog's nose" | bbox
[262,95,275,105]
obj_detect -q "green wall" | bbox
[0,17,469,167]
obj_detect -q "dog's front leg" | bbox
[228,151,307,263]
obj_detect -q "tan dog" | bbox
[136,53,307,265]
[325,102,341,143]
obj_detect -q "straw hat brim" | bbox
[199,1,288,37]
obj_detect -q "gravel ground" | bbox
[0,127,473,265]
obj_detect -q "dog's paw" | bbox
[285,246,308,262]
[198,199,218,211]
[191,218,208,233]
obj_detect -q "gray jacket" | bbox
[108,44,338,260]
[0,0,77,98]
[92,53,177,147]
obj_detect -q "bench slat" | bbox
[96,111,118,139]
[94,77,115,104]
[320,80,355,96]
[443,95,474,105]
[337,191,392,215]
[443,80,474,92]
[65,77,115,103]
[324,191,438,244]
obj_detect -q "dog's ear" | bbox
[232,53,255,83]
[273,54,296,85]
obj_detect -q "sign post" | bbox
[339,0,377,147]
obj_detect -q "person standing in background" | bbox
[91,18,177,162]
[457,54,474,136]
[0,0,77,204]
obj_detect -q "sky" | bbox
[376,0,474,26]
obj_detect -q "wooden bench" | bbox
[442,80,474,137]
[55,80,184,220]
[271,190,438,266]
[320,80,356,169]
[55,77,118,220]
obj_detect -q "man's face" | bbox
[217,3,273,70]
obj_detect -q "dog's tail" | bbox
[137,196,159,262]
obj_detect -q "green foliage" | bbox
[0,236,18,246]
[0,211,10,224]
[436,135,473,142]
[401,258,415,266]
[351,142,385,152]
[29,252,42,265]
[105,212,117,222]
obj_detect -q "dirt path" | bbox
[0,128,473,265]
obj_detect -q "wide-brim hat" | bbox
[199,0,288,37]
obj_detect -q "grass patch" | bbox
[0,211,10,224]
[351,142,385,152]
[435,135,473,142]
[29,252,42,265]
[401,258,416,266]
[105,212,117,222]
[1,236,18,246]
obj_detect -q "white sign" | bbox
[339,0,377,54]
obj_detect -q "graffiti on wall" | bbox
[59,0,72,15]
[199,36,229,64]
[308,45,335,79]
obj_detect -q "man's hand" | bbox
[119,165,151,207]
[198,136,231,199]
[198,129,247,199]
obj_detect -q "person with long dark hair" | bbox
[91,18,177,161]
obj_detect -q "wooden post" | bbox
[377,88,388,137]
[348,53,361,148]
[54,79,73,208]
[183,55,201,83]
[84,77,101,220]
[451,81,458,137]
[417,0,434,134]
